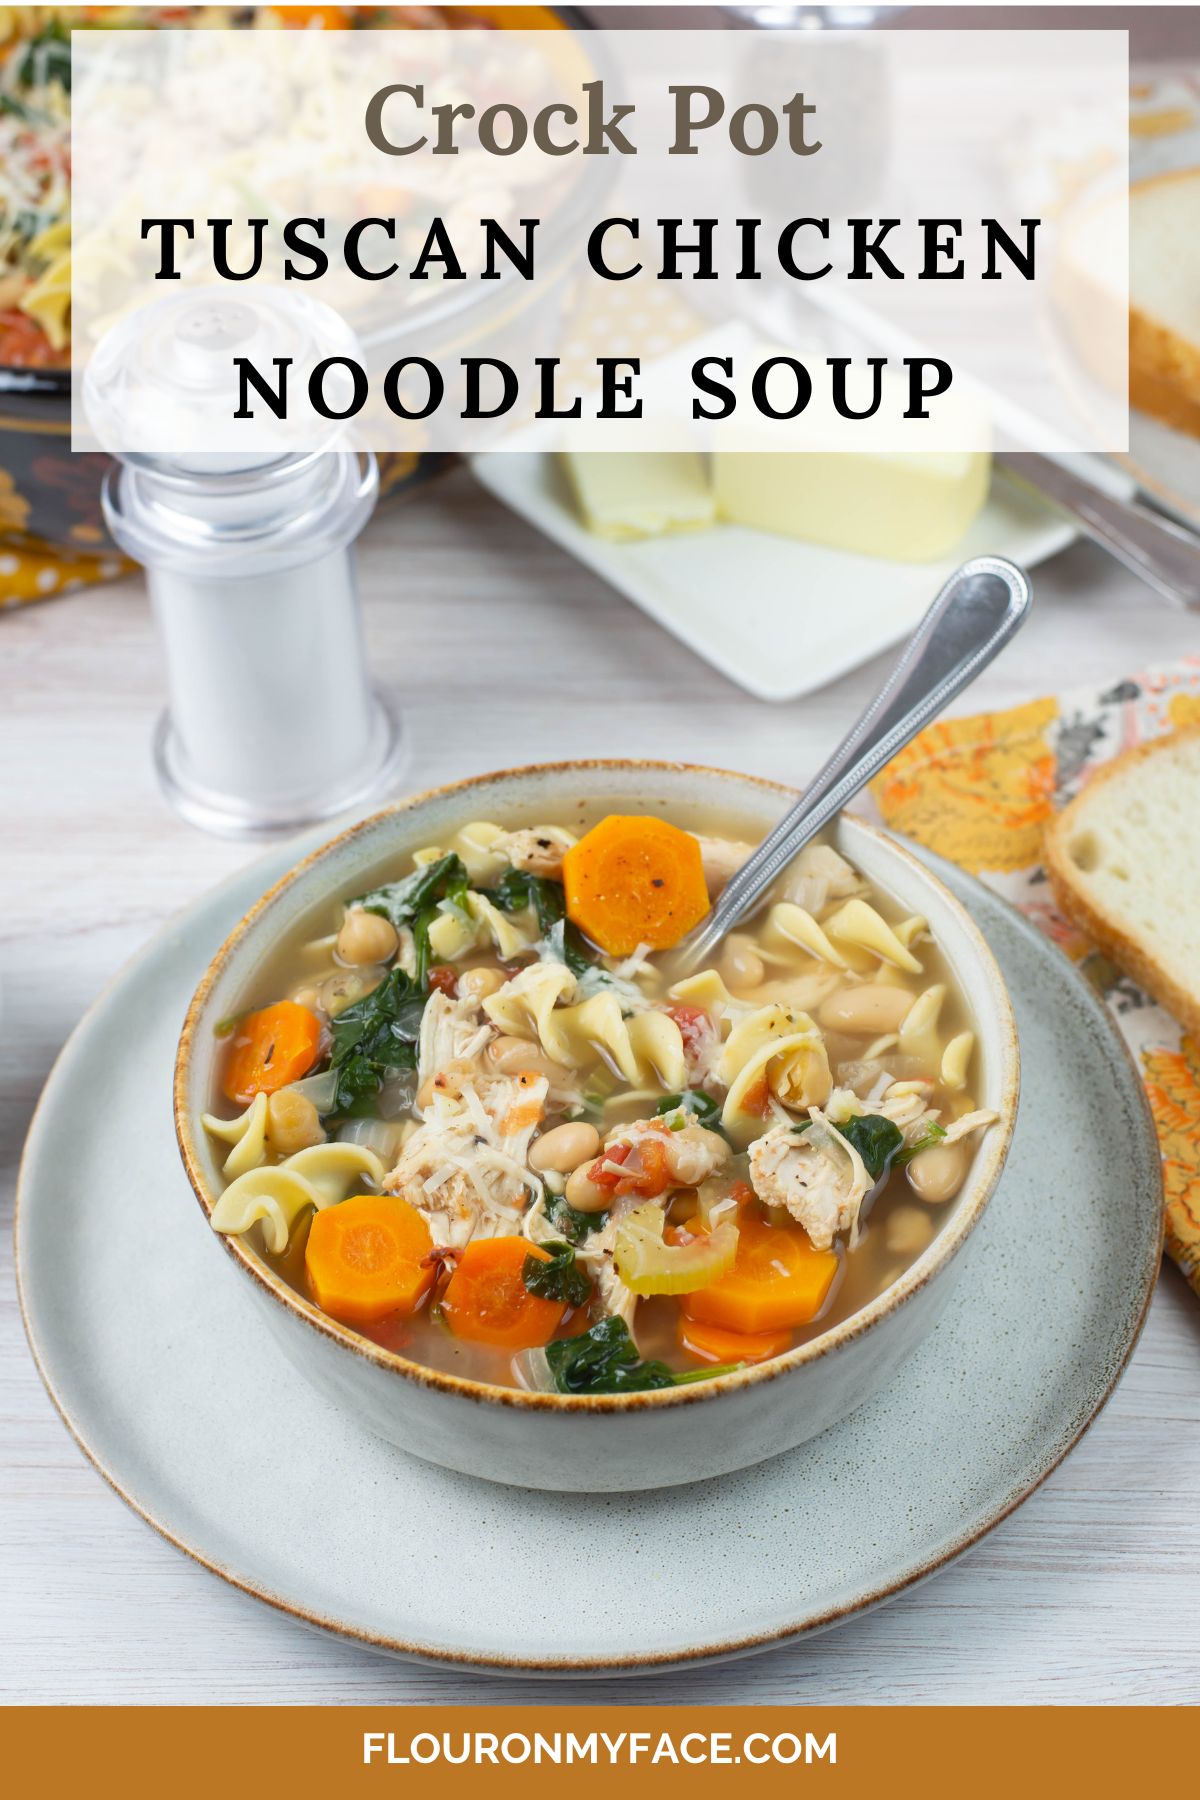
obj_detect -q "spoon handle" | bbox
[679,554,1032,971]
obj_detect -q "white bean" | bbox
[719,934,765,990]
[529,1121,601,1174]
[883,1202,935,1256]
[906,1140,969,1204]
[564,1163,612,1213]
[818,984,914,1035]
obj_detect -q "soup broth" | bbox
[202,802,997,1396]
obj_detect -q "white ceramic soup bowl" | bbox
[175,761,1018,1492]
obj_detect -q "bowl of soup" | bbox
[175,761,1018,1490]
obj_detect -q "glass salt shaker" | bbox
[83,291,405,836]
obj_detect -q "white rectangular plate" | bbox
[471,452,1126,702]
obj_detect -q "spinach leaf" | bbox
[836,1113,904,1181]
[544,1190,607,1244]
[354,853,470,936]
[491,865,560,928]
[490,869,591,975]
[329,966,426,1118]
[523,1241,592,1308]
[791,1111,905,1182]
[354,854,472,992]
[18,22,70,92]
[655,1090,722,1132]
[545,1316,676,1395]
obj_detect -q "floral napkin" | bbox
[865,656,1200,1300]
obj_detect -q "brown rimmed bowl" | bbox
[174,760,1019,1490]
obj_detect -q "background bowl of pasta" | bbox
[174,760,1018,1492]
[0,5,590,563]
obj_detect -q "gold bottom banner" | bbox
[3,1705,1193,1797]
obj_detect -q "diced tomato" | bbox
[666,1003,717,1076]
[741,1075,772,1117]
[667,1003,709,1049]
[0,310,65,370]
[589,1134,673,1199]
[586,1141,632,1191]
[426,964,459,997]
[616,1134,672,1198]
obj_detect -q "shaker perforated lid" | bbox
[83,287,363,468]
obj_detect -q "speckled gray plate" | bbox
[15,841,1162,1674]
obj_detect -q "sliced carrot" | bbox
[562,815,710,955]
[222,1001,322,1103]
[677,1315,794,1367]
[441,1238,566,1351]
[683,1216,839,1335]
[305,1194,435,1326]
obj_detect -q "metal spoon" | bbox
[676,554,1032,973]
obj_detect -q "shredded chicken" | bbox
[873,1080,939,1140]
[522,1187,641,1328]
[780,843,866,917]
[492,825,574,881]
[384,1057,546,1247]
[691,834,754,896]
[747,1112,871,1250]
[417,989,493,1085]
[578,1195,643,1330]
[940,1108,999,1145]
[604,1117,731,1188]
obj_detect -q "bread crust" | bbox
[1128,169,1200,433]
[1043,725,1200,1040]
[1129,361,1200,438]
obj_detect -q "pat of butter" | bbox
[712,449,991,562]
[563,451,715,542]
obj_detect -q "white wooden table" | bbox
[3,464,1199,1704]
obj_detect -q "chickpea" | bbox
[906,1139,968,1204]
[818,984,914,1036]
[336,908,399,967]
[288,983,323,1014]
[719,934,765,991]
[266,1089,325,1155]
[564,1162,612,1214]
[529,1121,601,1175]
[458,966,505,1003]
[487,1035,565,1082]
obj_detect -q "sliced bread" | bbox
[1044,725,1200,1036]
[1130,169,1200,433]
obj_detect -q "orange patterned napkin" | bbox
[866,657,1200,1299]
